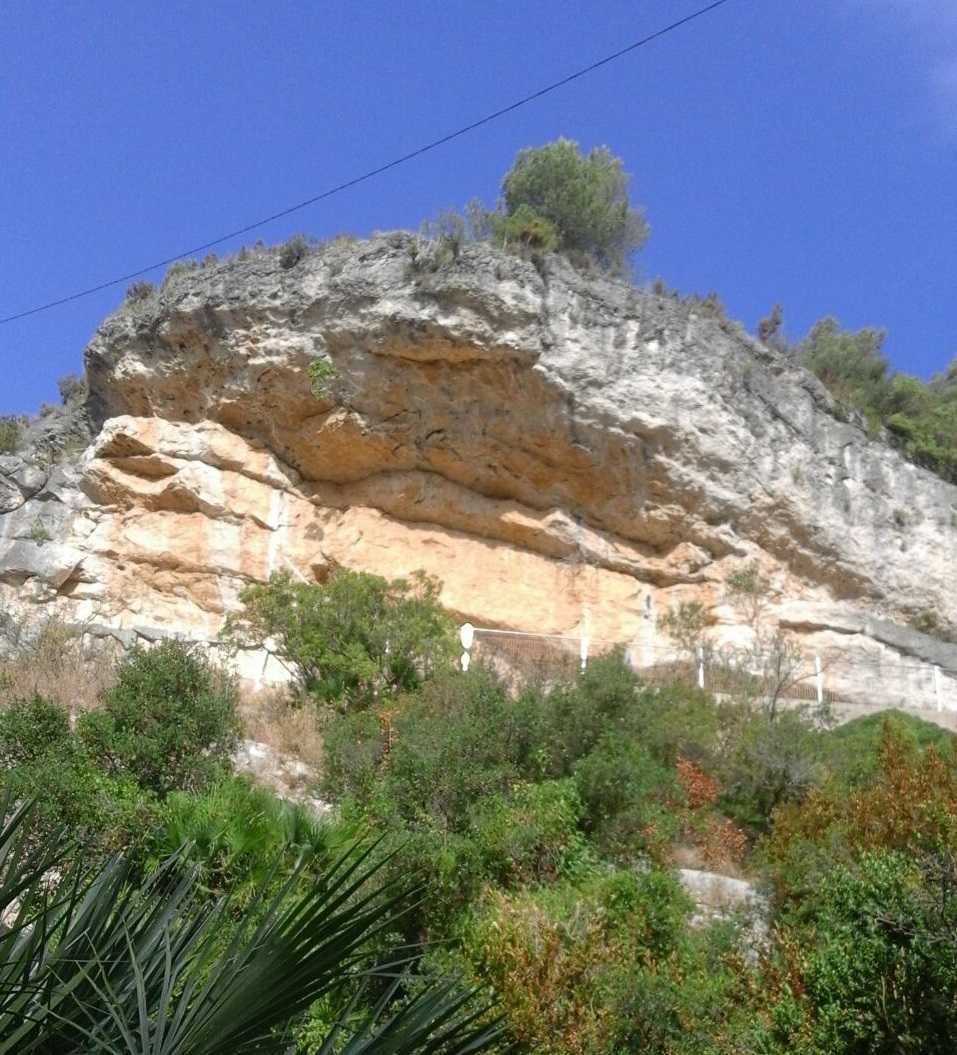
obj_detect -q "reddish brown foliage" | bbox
[766,721,957,894]
[676,756,719,809]
[673,757,746,870]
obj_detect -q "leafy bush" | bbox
[161,258,199,286]
[573,734,680,861]
[490,203,559,254]
[226,569,456,711]
[497,138,649,274]
[469,779,590,886]
[56,372,85,404]
[826,708,955,788]
[769,851,957,1053]
[719,706,828,833]
[535,651,643,772]
[625,680,724,768]
[0,694,158,851]
[659,600,709,655]
[27,516,51,545]
[800,316,957,483]
[0,693,71,767]
[253,618,957,1051]
[364,667,543,830]
[78,640,240,796]
[0,802,507,1055]
[801,316,890,411]
[320,707,386,804]
[765,720,957,908]
[307,356,337,398]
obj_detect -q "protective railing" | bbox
[458,623,957,716]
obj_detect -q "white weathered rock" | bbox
[232,738,330,816]
[677,867,769,950]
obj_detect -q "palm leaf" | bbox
[0,800,509,1054]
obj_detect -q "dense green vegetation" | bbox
[225,569,456,711]
[0,627,506,1054]
[2,571,957,1052]
[0,416,24,454]
[0,800,504,1054]
[315,637,957,1053]
[762,313,957,485]
[247,572,957,1052]
[53,124,954,1045]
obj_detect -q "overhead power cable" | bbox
[0,0,735,325]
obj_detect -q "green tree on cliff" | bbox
[493,138,649,274]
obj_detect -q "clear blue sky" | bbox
[2,0,955,413]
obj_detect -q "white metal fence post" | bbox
[934,665,943,711]
[580,606,591,672]
[815,654,823,705]
[697,646,705,690]
[459,623,474,673]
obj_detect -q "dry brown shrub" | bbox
[671,757,747,873]
[467,889,625,1055]
[676,756,720,809]
[769,721,957,862]
[237,686,324,770]
[0,619,118,717]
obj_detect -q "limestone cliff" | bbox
[2,233,956,703]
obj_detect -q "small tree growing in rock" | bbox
[748,629,819,721]
[756,303,783,345]
[125,280,155,302]
[278,233,310,269]
[0,416,25,454]
[56,372,85,405]
[659,600,709,657]
[726,561,772,630]
[78,640,240,797]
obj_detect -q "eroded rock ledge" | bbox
[2,234,956,709]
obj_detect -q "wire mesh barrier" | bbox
[460,625,957,717]
[466,628,614,686]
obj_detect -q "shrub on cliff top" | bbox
[798,317,957,483]
[124,279,155,302]
[496,138,649,274]
[56,371,85,405]
[279,232,310,269]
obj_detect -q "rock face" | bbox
[2,234,956,706]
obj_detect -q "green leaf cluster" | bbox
[0,641,240,851]
[0,416,24,455]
